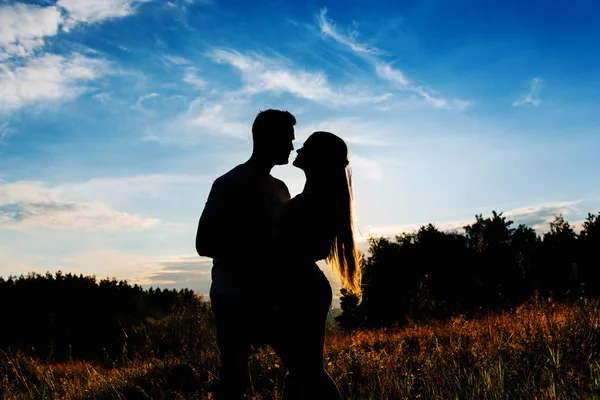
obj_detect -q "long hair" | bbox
[311,132,362,300]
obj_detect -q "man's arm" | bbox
[196,178,234,259]
[196,177,268,260]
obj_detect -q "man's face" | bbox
[270,125,295,165]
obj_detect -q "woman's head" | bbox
[295,131,362,299]
[293,131,349,173]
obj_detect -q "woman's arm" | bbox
[270,194,333,265]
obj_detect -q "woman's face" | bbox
[293,132,347,171]
[292,136,319,171]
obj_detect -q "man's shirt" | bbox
[197,163,290,293]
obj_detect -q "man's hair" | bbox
[252,109,296,141]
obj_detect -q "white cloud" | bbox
[92,92,111,104]
[185,101,248,137]
[0,53,108,113]
[128,255,212,287]
[58,250,156,280]
[366,219,470,238]
[317,9,471,110]
[365,201,581,238]
[0,174,208,230]
[504,200,577,231]
[1,1,149,60]
[0,1,149,114]
[148,99,251,144]
[0,3,63,60]
[351,155,383,182]
[54,173,210,204]
[297,117,390,146]
[513,77,544,107]
[0,200,157,230]
[210,49,390,107]
[58,0,151,28]
[183,69,207,90]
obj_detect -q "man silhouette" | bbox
[196,109,296,399]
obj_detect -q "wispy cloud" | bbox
[0,174,208,229]
[151,50,394,145]
[351,155,384,182]
[316,9,384,56]
[513,77,544,107]
[132,92,189,116]
[316,8,471,110]
[210,49,390,107]
[161,54,191,66]
[0,121,11,144]
[92,92,111,104]
[128,255,212,289]
[375,62,472,110]
[366,200,581,238]
[297,117,391,147]
[148,99,251,144]
[504,200,577,231]
[0,178,157,230]
[0,53,109,113]
[183,69,207,90]
[53,174,210,204]
[58,0,151,29]
[0,200,157,230]
[366,219,470,238]
[132,92,160,112]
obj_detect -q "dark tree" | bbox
[0,272,207,361]
[541,215,578,299]
[464,211,518,308]
[337,209,600,329]
[578,212,600,297]
[510,224,541,302]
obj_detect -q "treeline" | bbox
[0,272,209,361]
[337,211,600,330]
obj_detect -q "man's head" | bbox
[252,109,296,165]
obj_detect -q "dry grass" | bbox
[1,299,600,399]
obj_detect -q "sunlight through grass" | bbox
[1,299,599,399]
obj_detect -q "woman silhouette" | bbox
[268,131,362,399]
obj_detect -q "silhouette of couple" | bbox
[196,109,362,399]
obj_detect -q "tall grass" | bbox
[1,299,599,399]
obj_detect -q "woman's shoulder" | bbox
[287,191,322,212]
[282,192,332,228]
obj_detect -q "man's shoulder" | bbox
[270,175,288,189]
[212,165,245,188]
[270,175,291,199]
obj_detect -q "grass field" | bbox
[2,299,600,399]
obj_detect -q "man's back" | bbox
[196,163,290,292]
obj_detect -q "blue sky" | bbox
[1,0,599,297]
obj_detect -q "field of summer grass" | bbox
[2,299,600,399]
